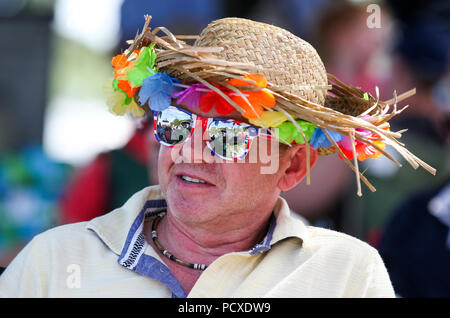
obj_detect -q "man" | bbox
[0,16,431,298]
[0,108,393,297]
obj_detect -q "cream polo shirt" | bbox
[0,185,395,298]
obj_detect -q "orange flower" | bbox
[112,54,130,71]
[228,74,276,119]
[111,50,141,98]
[117,80,137,98]
[228,74,267,88]
[111,50,140,79]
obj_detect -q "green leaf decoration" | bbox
[127,44,158,87]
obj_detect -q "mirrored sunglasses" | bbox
[152,106,268,161]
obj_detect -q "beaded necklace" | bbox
[151,212,208,271]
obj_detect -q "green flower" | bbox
[275,120,316,144]
[127,44,158,87]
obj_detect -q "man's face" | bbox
[156,105,290,227]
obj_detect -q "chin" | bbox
[165,186,214,220]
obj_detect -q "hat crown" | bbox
[195,17,328,105]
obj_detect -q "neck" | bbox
[154,207,273,266]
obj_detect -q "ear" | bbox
[277,144,318,192]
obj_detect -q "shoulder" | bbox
[0,222,101,297]
[33,221,96,245]
[15,222,104,263]
[303,226,381,263]
[268,225,394,297]
[306,225,373,248]
[304,226,394,296]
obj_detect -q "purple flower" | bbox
[170,83,209,109]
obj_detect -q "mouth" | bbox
[176,173,215,187]
[180,175,208,184]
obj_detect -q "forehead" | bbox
[175,103,249,124]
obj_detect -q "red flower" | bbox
[338,125,389,161]
[199,86,235,115]
[198,74,276,118]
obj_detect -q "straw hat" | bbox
[195,17,328,106]
[109,15,435,195]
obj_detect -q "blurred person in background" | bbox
[315,0,393,95]
[376,0,450,297]
[378,93,449,297]
[378,156,450,297]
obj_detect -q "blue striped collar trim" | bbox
[248,214,276,255]
[118,199,167,269]
[117,199,187,298]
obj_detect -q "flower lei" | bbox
[105,44,388,162]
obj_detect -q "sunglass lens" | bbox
[155,107,193,145]
[208,120,252,160]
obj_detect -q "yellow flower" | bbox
[104,79,145,117]
[249,111,288,128]
[128,99,146,117]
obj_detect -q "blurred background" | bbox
[0,0,449,296]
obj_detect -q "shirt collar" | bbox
[273,196,309,244]
[85,186,163,254]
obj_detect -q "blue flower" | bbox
[309,128,343,149]
[138,73,179,111]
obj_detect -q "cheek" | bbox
[157,146,174,190]
[222,163,281,200]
